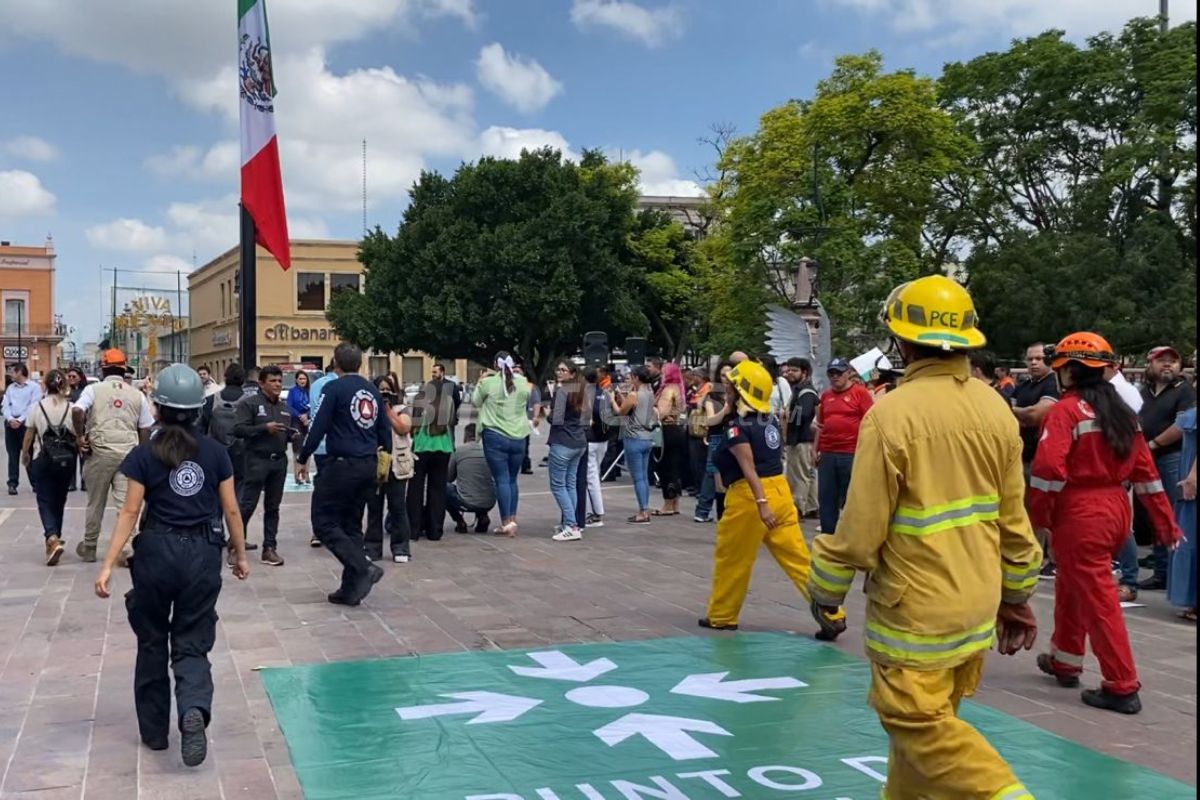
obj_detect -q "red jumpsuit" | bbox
[1028,391,1181,694]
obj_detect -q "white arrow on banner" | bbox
[508,650,618,682]
[395,692,542,725]
[594,713,732,760]
[669,672,807,703]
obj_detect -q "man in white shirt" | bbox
[71,349,155,563]
[3,363,42,495]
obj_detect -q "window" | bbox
[331,273,361,298]
[220,283,226,318]
[368,355,389,378]
[297,272,325,311]
[402,356,424,387]
[4,299,26,335]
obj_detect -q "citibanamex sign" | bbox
[263,324,334,342]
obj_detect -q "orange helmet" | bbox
[1048,332,1117,369]
[100,348,127,367]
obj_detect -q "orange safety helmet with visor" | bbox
[1045,332,1118,370]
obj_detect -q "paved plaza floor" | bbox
[0,442,1195,799]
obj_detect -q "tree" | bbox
[328,148,646,382]
[718,52,974,353]
[941,18,1197,358]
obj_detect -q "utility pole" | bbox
[238,203,257,368]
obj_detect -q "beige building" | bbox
[188,240,474,384]
[1,238,65,377]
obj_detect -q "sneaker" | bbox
[180,707,208,767]
[261,548,284,567]
[552,526,583,542]
[1081,688,1142,715]
[1038,562,1057,580]
[75,541,97,563]
[45,536,65,567]
[1138,554,1155,568]
[585,514,605,528]
[310,536,322,548]
[693,515,710,523]
[393,554,410,564]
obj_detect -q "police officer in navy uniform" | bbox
[297,342,390,605]
[94,364,250,768]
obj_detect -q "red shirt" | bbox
[816,383,874,454]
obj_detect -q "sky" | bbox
[0,0,1190,347]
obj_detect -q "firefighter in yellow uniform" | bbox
[700,360,846,638]
[807,276,1043,800]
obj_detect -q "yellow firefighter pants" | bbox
[870,654,1033,800]
[705,475,812,627]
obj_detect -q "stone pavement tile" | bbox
[1,720,90,794]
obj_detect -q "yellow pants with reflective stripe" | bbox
[870,654,1032,799]
[705,476,812,627]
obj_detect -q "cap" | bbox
[100,348,127,367]
[1148,346,1181,362]
[827,358,850,374]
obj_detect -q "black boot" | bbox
[474,514,491,533]
[1081,688,1141,715]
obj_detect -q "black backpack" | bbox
[208,396,240,446]
[38,403,76,469]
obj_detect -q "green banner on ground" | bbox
[261,633,1192,800]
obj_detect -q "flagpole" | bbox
[238,202,258,368]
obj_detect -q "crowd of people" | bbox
[2,274,1195,788]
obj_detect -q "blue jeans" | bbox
[818,452,855,535]
[624,438,654,513]
[549,444,585,527]
[1151,452,1182,581]
[1117,530,1139,588]
[694,437,722,520]
[482,429,525,520]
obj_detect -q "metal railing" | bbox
[0,323,68,338]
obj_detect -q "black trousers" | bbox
[659,425,689,500]
[5,425,27,489]
[407,451,451,541]
[688,436,708,492]
[239,453,287,549]
[366,474,411,558]
[30,455,73,538]
[125,525,223,745]
[311,456,376,591]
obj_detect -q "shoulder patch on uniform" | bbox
[727,425,740,439]
[764,423,781,449]
[169,460,205,497]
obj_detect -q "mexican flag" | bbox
[238,0,290,270]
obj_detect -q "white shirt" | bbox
[769,375,791,416]
[73,381,156,429]
[1110,372,1143,414]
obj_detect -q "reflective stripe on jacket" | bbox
[807,356,1043,671]
[1028,392,1181,546]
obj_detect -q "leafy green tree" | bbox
[941,18,1197,358]
[328,148,646,381]
[718,52,973,353]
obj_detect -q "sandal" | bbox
[1179,609,1198,622]
[493,522,518,538]
[651,510,679,516]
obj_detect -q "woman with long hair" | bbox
[545,361,588,541]
[22,369,76,565]
[94,364,249,767]
[287,370,312,484]
[366,375,414,563]
[653,362,689,515]
[693,361,735,523]
[613,366,657,524]
[65,367,86,491]
[473,351,532,537]
[1029,333,1181,714]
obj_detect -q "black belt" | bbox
[248,451,287,461]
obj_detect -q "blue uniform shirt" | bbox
[120,434,234,528]
[299,374,390,462]
[714,412,784,488]
[307,372,339,456]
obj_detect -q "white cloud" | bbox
[143,254,193,273]
[570,0,683,47]
[830,0,1195,42]
[165,49,476,212]
[479,126,579,162]
[0,170,56,215]
[475,43,563,114]
[2,136,59,162]
[0,0,478,80]
[622,149,703,196]
[86,218,171,252]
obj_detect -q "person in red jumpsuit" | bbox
[1028,332,1182,714]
